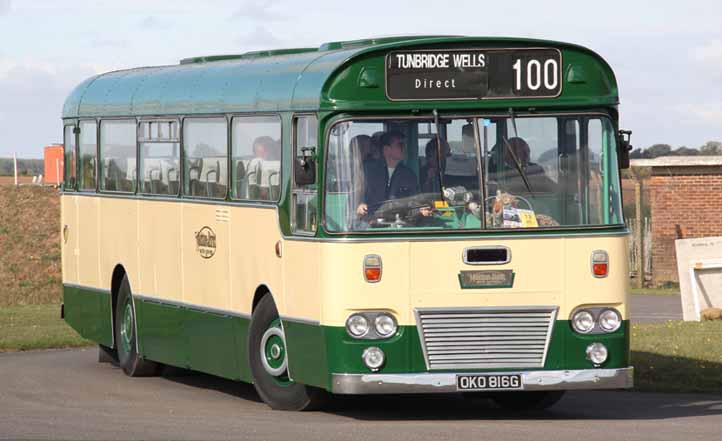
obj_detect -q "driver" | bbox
[356,131,429,218]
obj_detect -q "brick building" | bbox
[630,157,722,286]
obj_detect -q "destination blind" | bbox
[386,48,562,100]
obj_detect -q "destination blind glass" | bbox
[386,48,562,100]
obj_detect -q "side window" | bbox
[292,115,318,234]
[231,115,282,201]
[78,121,97,191]
[100,120,136,192]
[63,125,77,190]
[139,120,180,196]
[183,118,228,199]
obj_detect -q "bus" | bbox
[61,36,633,411]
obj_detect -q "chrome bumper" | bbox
[331,367,634,395]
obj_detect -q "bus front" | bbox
[315,38,632,407]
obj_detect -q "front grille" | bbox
[415,306,558,371]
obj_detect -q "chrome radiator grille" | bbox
[415,306,558,371]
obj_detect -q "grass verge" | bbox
[630,288,679,296]
[0,304,92,352]
[632,321,722,394]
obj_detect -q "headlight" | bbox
[346,314,369,337]
[375,314,397,337]
[586,343,608,365]
[572,310,595,334]
[362,347,385,371]
[599,309,621,332]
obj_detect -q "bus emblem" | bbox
[195,226,217,259]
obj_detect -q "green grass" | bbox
[0,304,93,352]
[632,321,722,394]
[630,287,679,296]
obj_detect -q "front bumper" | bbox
[331,367,633,394]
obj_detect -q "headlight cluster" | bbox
[571,307,622,334]
[345,312,398,339]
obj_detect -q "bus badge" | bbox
[195,227,217,259]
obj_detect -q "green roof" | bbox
[62,36,617,119]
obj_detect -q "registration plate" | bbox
[456,374,523,391]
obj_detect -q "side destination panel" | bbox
[63,284,113,347]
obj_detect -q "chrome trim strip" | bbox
[63,282,110,294]
[134,294,251,319]
[279,315,321,327]
[462,246,511,265]
[331,367,634,394]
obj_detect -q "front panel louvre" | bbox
[415,306,558,371]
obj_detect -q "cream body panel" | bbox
[227,206,283,315]
[60,195,79,285]
[97,197,139,290]
[317,235,628,326]
[138,200,182,301]
[76,195,100,288]
[283,240,321,321]
[182,203,230,310]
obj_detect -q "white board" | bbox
[675,236,722,321]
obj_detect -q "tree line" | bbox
[0,158,44,176]
[630,140,722,159]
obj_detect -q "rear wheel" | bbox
[248,294,326,410]
[114,275,160,377]
[490,391,565,410]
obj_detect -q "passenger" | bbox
[491,137,555,194]
[248,136,275,199]
[420,137,451,193]
[368,131,384,161]
[357,131,429,218]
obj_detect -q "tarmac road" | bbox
[630,294,683,323]
[2,348,722,441]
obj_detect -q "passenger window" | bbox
[63,125,77,190]
[78,121,97,191]
[100,120,136,193]
[183,118,228,199]
[231,115,282,201]
[139,120,180,196]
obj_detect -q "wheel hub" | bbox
[260,323,288,377]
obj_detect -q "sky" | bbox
[0,0,720,158]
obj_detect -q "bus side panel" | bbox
[62,195,113,346]
[229,206,284,382]
[281,240,326,388]
[137,200,184,362]
[181,203,238,378]
[97,197,140,297]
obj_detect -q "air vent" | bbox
[463,247,510,265]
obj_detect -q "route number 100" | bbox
[512,58,559,92]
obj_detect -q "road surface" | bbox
[1,348,721,441]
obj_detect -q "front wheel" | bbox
[248,294,326,410]
[490,391,565,410]
[114,275,160,377]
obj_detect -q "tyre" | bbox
[114,275,160,377]
[98,344,118,366]
[490,391,565,410]
[248,294,326,410]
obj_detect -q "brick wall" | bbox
[647,171,722,285]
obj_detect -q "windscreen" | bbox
[324,115,623,232]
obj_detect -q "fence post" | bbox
[13,152,18,187]
[635,179,644,288]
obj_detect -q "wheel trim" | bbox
[259,319,292,385]
[120,299,134,353]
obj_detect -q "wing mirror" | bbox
[618,130,633,169]
[294,146,316,186]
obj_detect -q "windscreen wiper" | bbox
[502,108,534,194]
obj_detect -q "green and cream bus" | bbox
[61,36,633,411]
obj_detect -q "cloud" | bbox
[234,26,282,49]
[0,0,10,15]
[0,58,100,158]
[138,15,172,31]
[669,102,722,125]
[690,39,722,67]
[230,1,285,21]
